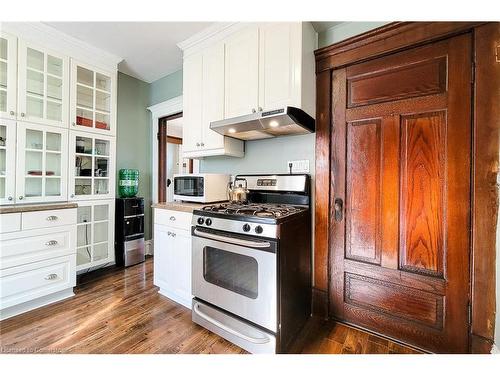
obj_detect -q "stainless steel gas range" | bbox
[191,174,312,354]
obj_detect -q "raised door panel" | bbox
[258,23,300,111]
[170,228,192,307]
[0,32,17,120]
[201,44,225,151]
[224,26,259,118]
[182,52,202,155]
[17,40,69,128]
[0,119,16,204]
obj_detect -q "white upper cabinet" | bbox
[17,40,69,128]
[70,61,116,136]
[224,26,259,118]
[0,119,16,204]
[0,32,17,120]
[182,52,203,154]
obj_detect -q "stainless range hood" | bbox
[210,106,315,141]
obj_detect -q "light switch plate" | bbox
[287,160,310,173]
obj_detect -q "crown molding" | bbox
[147,95,183,119]
[1,22,122,71]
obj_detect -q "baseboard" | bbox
[157,288,192,310]
[145,239,154,256]
[0,288,74,321]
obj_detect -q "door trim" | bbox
[313,22,499,353]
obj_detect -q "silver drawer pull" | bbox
[167,231,177,237]
[45,273,58,280]
[45,240,59,246]
[46,215,59,221]
[169,216,176,221]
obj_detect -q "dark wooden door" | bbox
[329,34,472,353]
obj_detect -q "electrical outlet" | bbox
[287,160,310,174]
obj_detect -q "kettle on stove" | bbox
[228,178,249,203]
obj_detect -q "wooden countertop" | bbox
[0,202,78,214]
[152,201,227,213]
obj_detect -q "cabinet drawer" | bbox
[0,226,76,269]
[0,213,21,233]
[154,209,192,230]
[22,208,77,230]
[0,255,76,310]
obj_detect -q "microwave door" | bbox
[174,177,204,197]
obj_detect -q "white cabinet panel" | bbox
[0,32,17,120]
[0,213,21,233]
[17,40,69,128]
[182,52,203,154]
[224,27,259,118]
[15,122,68,203]
[21,208,76,230]
[0,119,16,204]
[154,209,192,231]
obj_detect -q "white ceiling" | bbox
[44,22,343,84]
[44,22,213,83]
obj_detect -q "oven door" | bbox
[192,227,277,332]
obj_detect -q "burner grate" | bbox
[202,203,304,219]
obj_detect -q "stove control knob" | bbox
[243,224,251,232]
[255,225,263,234]
[205,218,212,226]
[197,217,205,225]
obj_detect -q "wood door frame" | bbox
[313,22,499,353]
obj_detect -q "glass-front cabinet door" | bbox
[0,119,16,204]
[69,130,115,201]
[0,32,17,120]
[17,40,69,128]
[70,61,116,135]
[15,122,68,203]
[75,199,115,272]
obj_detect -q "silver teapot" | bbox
[228,178,249,203]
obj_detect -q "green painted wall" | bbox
[116,72,152,239]
[318,22,390,48]
[149,69,183,106]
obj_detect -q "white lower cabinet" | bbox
[153,209,192,309]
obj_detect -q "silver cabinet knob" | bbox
[20,112,25,117]
[9,110,15,116]
[7,196,13,201]
[169,216,176,221]
[200,142,204,147]
[70,194,75,198]
[45,240,59,246]
[258,107,263,112]
[196,142,200,147]
[45,273,58,280]
[252,108,256,113]
[18,196,24,200]
[46,215,59,221]
[171,232,176,237]
[72,122,76,126]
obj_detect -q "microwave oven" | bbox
[173,173,230,203]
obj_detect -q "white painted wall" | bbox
[318,21,390,48]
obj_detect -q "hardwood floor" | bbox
[0,258,419,354]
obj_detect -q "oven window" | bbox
[203,246,258,299]
[174,177,203,197]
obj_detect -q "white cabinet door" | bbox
[0,32,17,120]
[17,40,69,128]
[182,52,203,154]
[224,26,259,119]
[153,223,169,290]
[70,60,116,136]
[68,130,115,201]
[201,43,225,151]
[258,23,300,111]
[0,119,16,204]
[15,122,68,203]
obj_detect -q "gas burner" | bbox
[201,202,304,219]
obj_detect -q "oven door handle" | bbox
[193,228,271,248]
[193,302,271,345]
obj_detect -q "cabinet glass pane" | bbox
[77,246,91,266]
[0,38,7,60]
[77,66,93,86]
[77,85,93,109]
[26,96,44,118]
[27,48,44,71]
[93,242,108,261]
[75,178,92,196]
[94,204,109,221]
[47,101,62,122]
[46,132,61,151]
[27,69,44,96]
[94,221,108,243]
[47,55,63,77]
[77,223,91,247]
[96,73,111,92]
[45,178,60,196]
[0,61,6,88]
[26,129,43,150]
[0,149,5,175]
[95,112,110,131]
[25,177,42,197]
[95,91,110,112]
[0,90,6,112]
[75,155,92,177]
[75,136,92,154]
[94,179,108,195]
[95,158,108,177]
[0,177,5,198]
[94,139,109,156]
[76,107,93,128]
[47,76,62,100]
[25,151,42,175]
[46,153,61,176]
[77,206,92,223]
